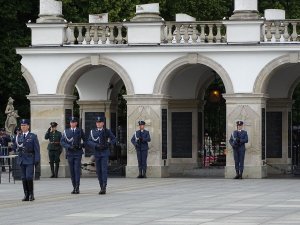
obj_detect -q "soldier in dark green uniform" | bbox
[45,122,62,178]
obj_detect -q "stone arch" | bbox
[253,54,297,94]
[21,65,38,95]
[56,56,135,95]
[153,54,234,95]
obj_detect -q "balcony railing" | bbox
[161,21,227,44]
[263,19,300,42]
[64,23,128,45]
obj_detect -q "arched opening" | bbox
[157,61,229,177]
[60,61,131,177]
[256,61,300,176]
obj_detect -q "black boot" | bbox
[49,163,55,178]
[142,170,147,178]
[54,163,59,178]
[99,185,106,195]
[234,171,240,179]
[239,171,243,179]
[137,169,143,178]
[22,179,29,201]
[27,180,35,201]
[75,185,80,194]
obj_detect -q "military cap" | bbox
[96,117,105,123]
[20,119,30,125]
[138,120,146,125]
[0,128,5,132]
[50,122,58,127]
[70,117,78,123]
[236,121,244,126]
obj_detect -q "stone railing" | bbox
[263,20,300,42]
[161,21,227,44]
[64,23,128,45]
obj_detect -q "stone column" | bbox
[167,99,200,174]
[224,94,268,178]
[266,98,293,175]
[230,0,259,20]
[27,94,76,178]
[125,95,169,178]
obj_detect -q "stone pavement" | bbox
[1,173,300,225]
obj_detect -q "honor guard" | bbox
[12,119,40,201]
[0,128,11,172]
[229,121,248,179]
[87,117,116,195]
[131,121,151,178]
[60,117,85,194]
[45,122,62,178]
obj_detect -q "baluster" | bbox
[68,26,76,44]
[167,24,173,43]
[161,24,166,43]
[191,25,198,43]
[207,24,214,43]
[183,25,189,43]
[63,27,68,44]
[85,26,91,44]
[175,24,181,43]
[283,21,290,42]
[116,25,123,44]
[215,24,222,43]
[200,25,206,43]
[77,26,83,44]
[274,21,281,42]
[265,22,272,42]
[100,25,107,44]
[108,25,115,44]
[291,22,298,42]
[92,26,99,44]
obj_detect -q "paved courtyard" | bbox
[1,173,300,225]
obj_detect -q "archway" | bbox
[254,57,300,176]
[153,55,231,177]
[58,57,133,177]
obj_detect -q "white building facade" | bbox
[16,0,300,178]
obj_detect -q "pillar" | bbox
[28,94,76,178]
[224,94,268,178]
[125,95,169,178]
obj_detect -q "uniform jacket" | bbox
[45,130,62,151]
[131,129,151,151]
[229,130,248,151]
[87,128,116,156]
[12,132,40,165]
[60,128,85,156]
[0,134,11,147]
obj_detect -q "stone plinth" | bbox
[176,14,196,22]
[27,94,76,178]
[264,9,286,20]
[89,13,108,23]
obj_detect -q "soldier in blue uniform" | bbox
[229,121,248,179]
[0,128,11,172]
[12,119,40,201]
[60,117,85,194]
[87,117,116,195]
[131,121,151,178]
[45,122,62,178]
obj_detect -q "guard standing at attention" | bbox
[45,122,62,178]
[229,120,248,179]
[131,121,151,178]
[12,119,40,201]
[61,117,85,194]
[87,117,116,195]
